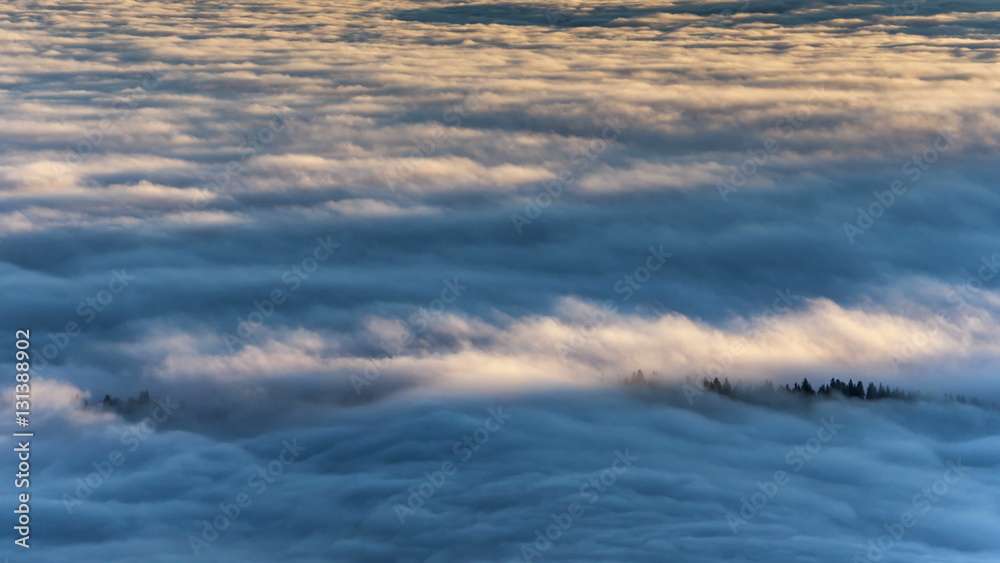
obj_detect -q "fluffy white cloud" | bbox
[3,0,1000,560]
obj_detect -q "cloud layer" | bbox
[9,388,1000,562]
[2,0,1000,560]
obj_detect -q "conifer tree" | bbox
[801,378,814,395]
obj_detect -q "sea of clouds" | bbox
[1,0,999,560]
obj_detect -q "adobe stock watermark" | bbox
[62,396,180,513]
[891,0,928,17]
[223,235,340,353]
[854,460,968,562]
[511,114,630,233]
[539,5,575,27]
[394,407,510,524]
[682,287,802,405]
[520,449,638,561]
[843,130,956,243]
[188,439,307,556]
[352,277,468,394]
[718,89,826,202]
[55,71,163,176]
[180,110,291,216]
[35,269,136,373]
[726,416,843,533]
[382,79,496,191]
[889,252,998,373]
[556,245,671,361]
[338,5,399,53]
[719,0,751,17]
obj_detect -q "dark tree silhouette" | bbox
[680,373,985,409]
[801,378,815,395]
